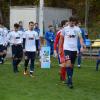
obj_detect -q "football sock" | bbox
[60,67,66,81]
[66,67,73,85]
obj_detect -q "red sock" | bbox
[60,67,66,81]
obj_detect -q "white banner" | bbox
[40,46,50,68]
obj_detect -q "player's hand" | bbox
[23,49,26,53]
[54,50,58,58]
[80,44,86,53]
[83,44,86,49]
[80,46,84,52]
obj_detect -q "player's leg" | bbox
[24,52,29,75]
[0,53,3,64]
[96,59,100,71]
[50,43,54,55]
[64,50,73,88]
[71,51,77,77]
[58,54,62,80]
[60,67,66,82]
[13,45,23,72]
[36,39,40,57]
[77,52,81,67]
[11,45,18,73]
[30,52,36,77]
[66,60,73,88]
[65,50,77,88]
[2,46,7,63]
[59,52,66,82]
[16,45,23,67]
[38,39,40,56]
[0,45,4,64]
[77,48,82,68]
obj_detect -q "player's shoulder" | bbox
[64,26,69,29]
[61,26,69,33]
[74,26,81,30]
[3,27,8,30]
[0,27,3,31]
[9,30,14,33]
[24,30,29,34]
[74,26,82,33]
[33,31,38,37]
[24,29,28,32]
[18,30,22,33]
[62,26,70,32]
[8,30,14,36]
[56,30,62,35]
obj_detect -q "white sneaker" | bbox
[24,71,28,75]
[0,61,2,64]
[78,65,81,68]
[30,74,35,78]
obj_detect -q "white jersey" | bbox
[24,30,38,52]
[7,31,23,45]
[0,28,4,45]
[3,27,8,45]
[62,26,82,51]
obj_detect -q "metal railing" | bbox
[83,39,100,58]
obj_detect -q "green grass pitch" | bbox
[0,57,100,100]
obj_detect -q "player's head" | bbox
[19,21,23,27]
[35,23,39,28]
[29,21,34,30]
[61,20,68,28]
[48,25,54,32]
[14,23,19,32]
[69,16,77,27]
[77,21,82,27]
[65,20,69,27]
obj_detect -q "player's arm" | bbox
[23,32,26,52]
[59,33,64,55]
[23,38,26,49]
[6,32,11,44]
[35,32,39,51]
[78,32,86,52]
[54,33,60,57]
[54,32,60,50]
[45,32,49,41]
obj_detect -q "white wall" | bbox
[10,7,37,30]
[10,6,72,31]
[43,7,72,32]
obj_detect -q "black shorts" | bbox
[25,51,36,60]
[12,44,23,59]
[3,46,7,51]
[64,50,77,65]
[0,45,4,52]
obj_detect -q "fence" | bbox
[83,39,100,59]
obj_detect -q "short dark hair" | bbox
[29,21,34,25]
[19,21,22,24]
[35,23,38,25]
[69,16,77,22]
[48,25,53,28]
[14,23,19,28]
[61,20,68,27]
